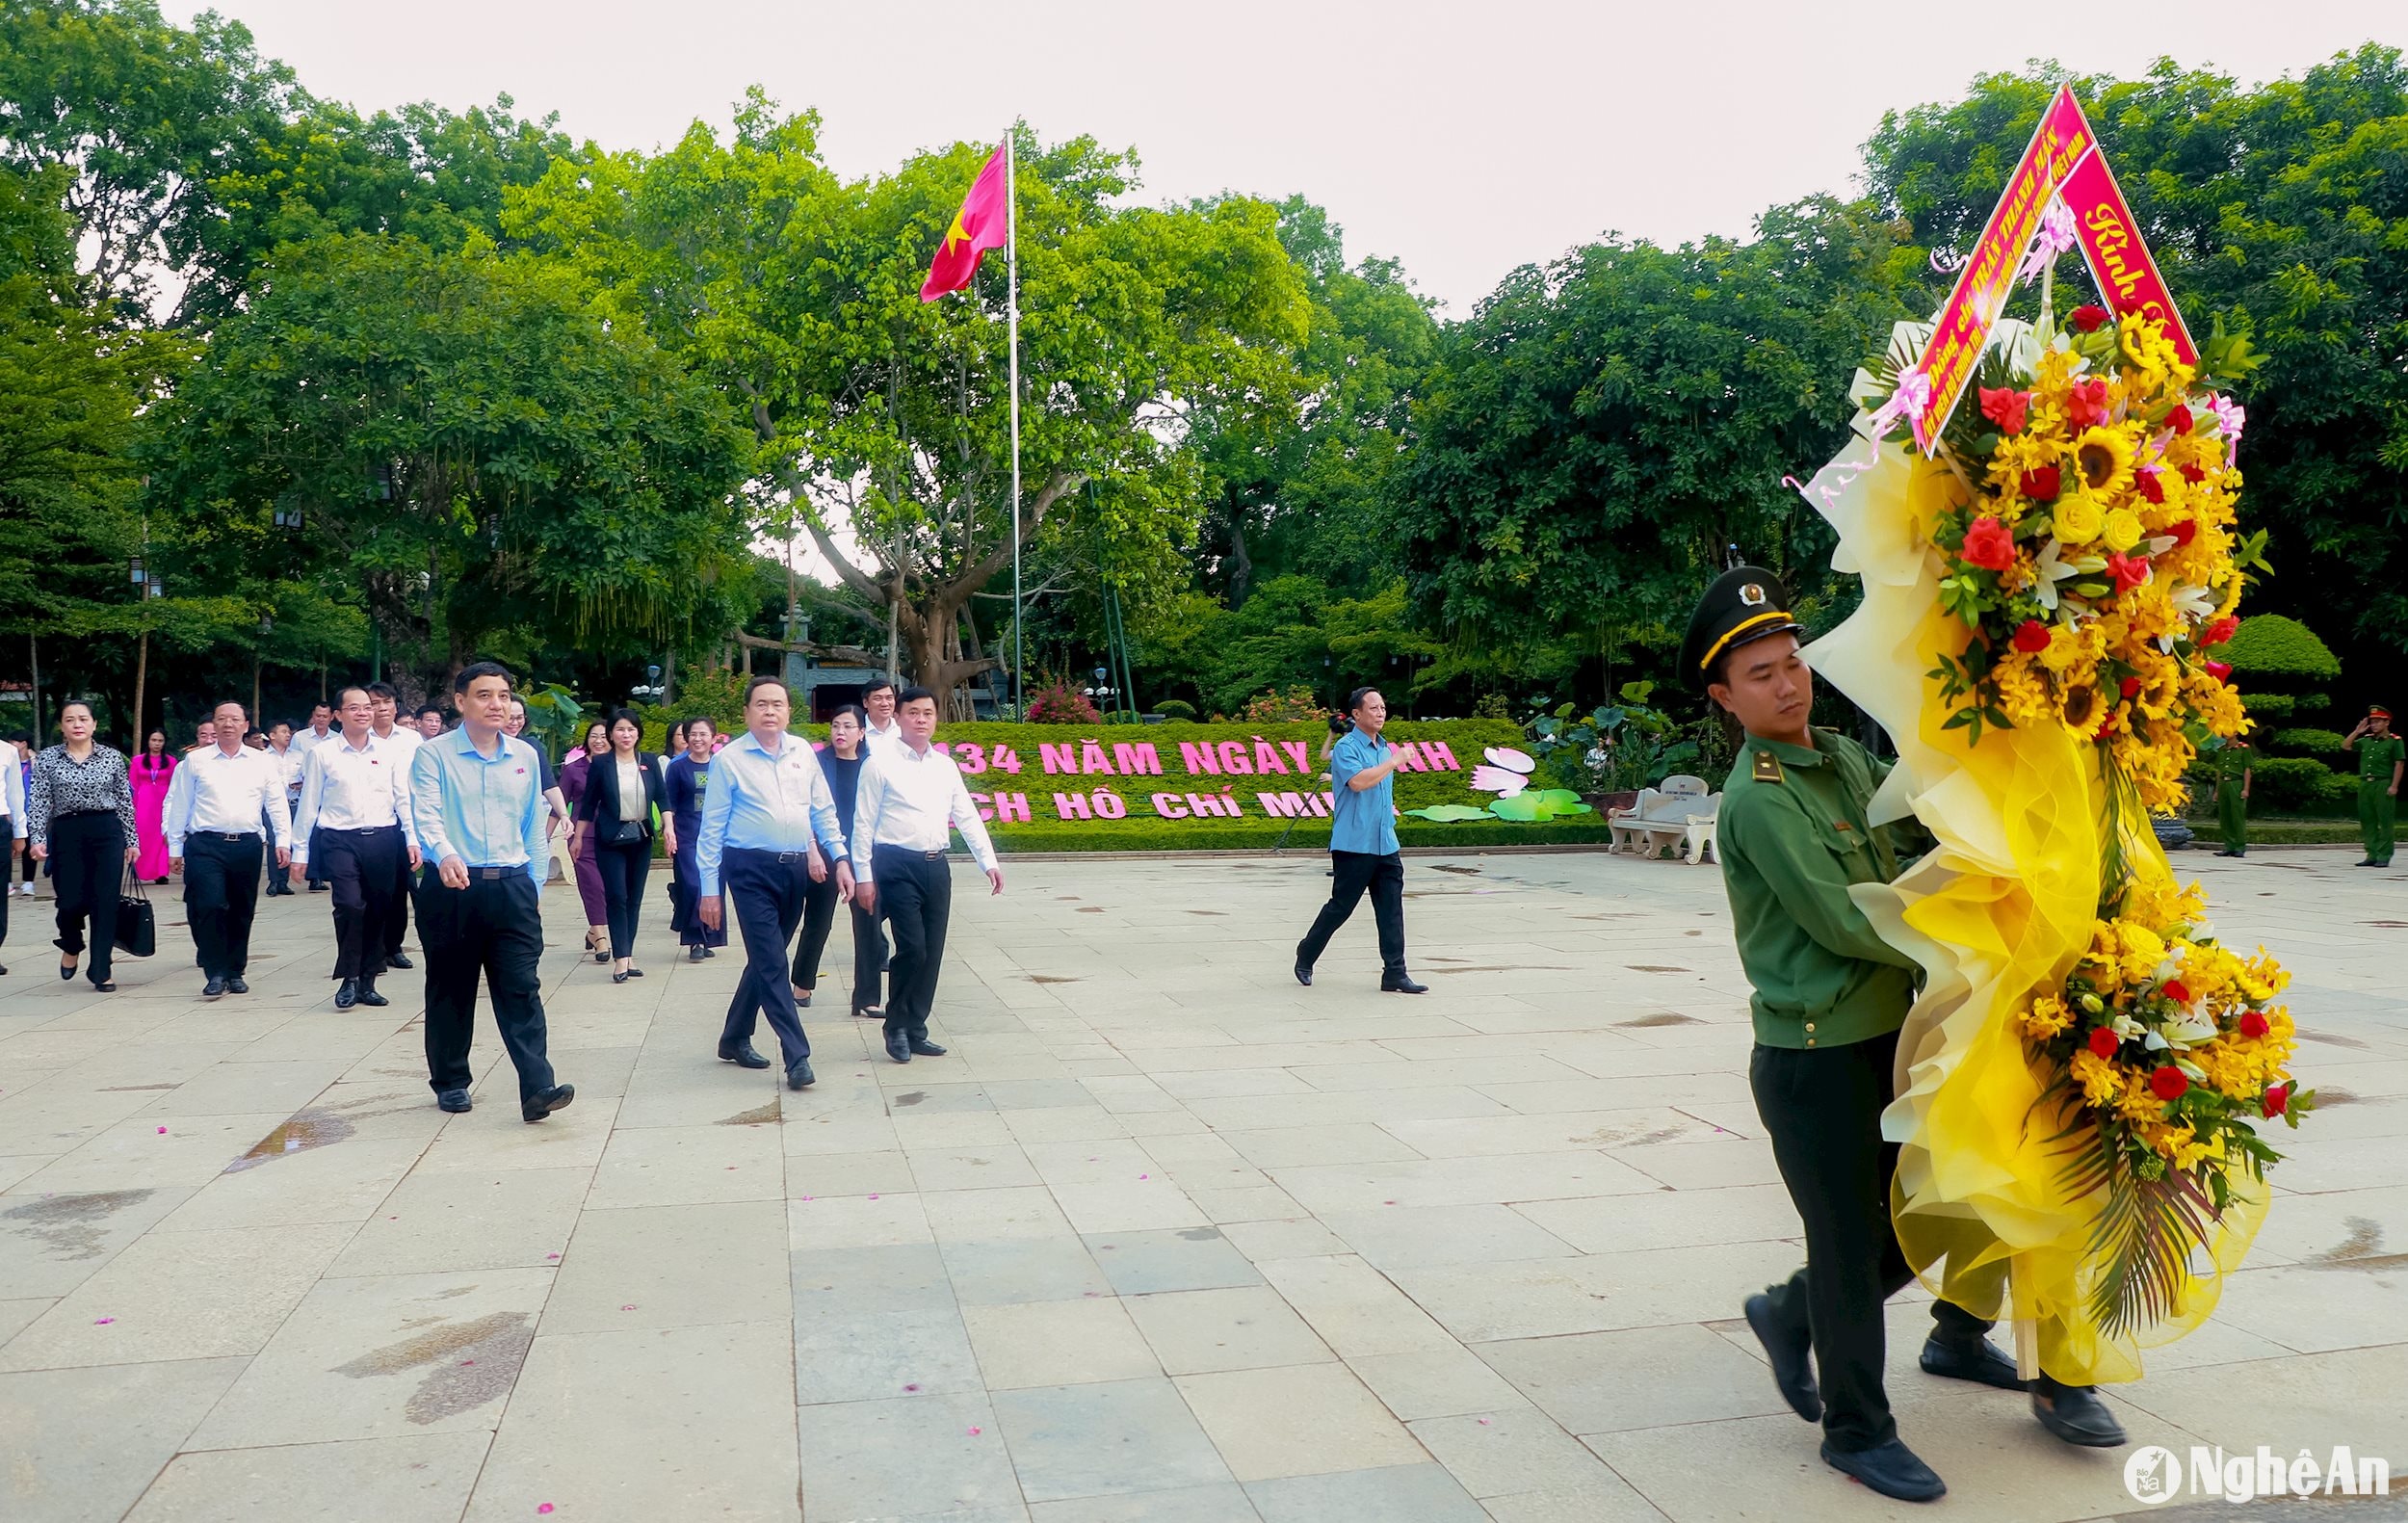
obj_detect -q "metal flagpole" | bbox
[1005,129,1024,721]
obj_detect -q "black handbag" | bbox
[115,867,156,958]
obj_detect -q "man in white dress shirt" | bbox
[292,686,419,1009]
[165,700,293,997]
[366,683,422,969]
[851,686,1003,1064]
[860,677,904,754]
[261,722,303,896]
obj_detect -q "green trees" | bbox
[2221,615,2349,811]
[1389,197,1923,685]
[139,234,753,698]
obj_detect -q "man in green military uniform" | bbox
[1684,566,2125,1505]
[2212,739,2253,857]
[2344,706,2402,867]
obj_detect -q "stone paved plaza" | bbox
[1,848,2402,1523]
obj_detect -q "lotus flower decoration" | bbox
[1470,747,1536,797]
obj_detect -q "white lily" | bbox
[2170,583,2216,620]
[2032,540,2082,611]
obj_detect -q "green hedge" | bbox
[2223,614,2342,680]
[2268,727,2347,757]
[2247,755,2353,813]
[624,717,1609,851]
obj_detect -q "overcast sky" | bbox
[170,1,2400,313]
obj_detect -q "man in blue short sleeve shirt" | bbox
[1293,686,1426,993]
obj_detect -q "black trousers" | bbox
[721,848,816,1064]
[263,801,296,893]
[184,831,264,979]
[1751,1028,2001,1452]
[416,866,555,1102]
[875,846,951,1041]
[381,838,412,959]
[319,826,401,981]
[1296,849,1406,977]
[594,837,650,959]
[48,811,123,980]
[792,872,887,1011]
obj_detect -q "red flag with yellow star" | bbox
[919,144,1010,302]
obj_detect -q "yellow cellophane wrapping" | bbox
[1800,355,2268,1386]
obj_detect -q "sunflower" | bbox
[2061,681,2104,734]
[2075,425,2136,496]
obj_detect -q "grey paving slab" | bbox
[0,853,2396,1523]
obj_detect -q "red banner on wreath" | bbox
[2059,145,2197,368]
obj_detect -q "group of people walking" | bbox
[2,668,1002,1124]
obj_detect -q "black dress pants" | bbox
[416,866,555,1103]
[320,826,401,981]
[48,811,124,981]
[263,801,296,893]
[381,840,412,959]
[184,831,264,979]
[594,836,650,959]
[1296,849,1406,977]
[720,848,815,1064]
[1750,1028,2001,1452]
[794,870,880,1000]
[875,846,951,1042]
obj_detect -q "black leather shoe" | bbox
[203,976,227,999]
[1920,1335,2026,1391]
[436,1089,472,1114]
[612,970,629,985]
[689,946,705,962]
[2031,1381,2128,1448]
[719,1039,771,1069]
[1821,1438,1945,1502]
[224,976,249,994]
[909,1038,946,1057]
[355,981,389,1008]
[334,979,358,1010]
[885,1029,911,1063]
[1380,975,1429,994]
[522,1083,576,1123]
[786,1057,815,1090]
[385,952,413,970]
[796,989,811,1007]
[1745,1293,1820,1421]
[1294,964,1313,986]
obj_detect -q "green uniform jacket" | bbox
[1717,728,1919,1050]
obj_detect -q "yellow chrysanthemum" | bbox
[2075,426,2137,496]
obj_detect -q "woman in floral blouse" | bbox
[27,699,139,990]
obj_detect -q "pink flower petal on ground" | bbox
[93,1317,115,1325]
[537,1507,555,1515]
[546,1252,560,1260]
[157,1127,168,1134]
[620,1304,636,1311]
[903,1383,921,1392]
[1479,1418,1491,1426]
[968,1427,982,1435]
[866,1194,878,1200]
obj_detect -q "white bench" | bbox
[1607,777,1721,864]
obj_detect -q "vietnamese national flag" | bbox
[919,143,1010,302]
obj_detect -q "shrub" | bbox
[2248,756,2352,813]
[1025,679,1102,724]
[2240,693,2295,722]
[1472,693,1513,720]
[1152,698,1197,722]
[1240,686,1328,723]
[2269,727,2346,757]
[2223,614,2341,681]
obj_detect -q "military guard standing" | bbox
[2343,706,2401,867]
[2212,739,2253,858]
[1685,567,2124,1505]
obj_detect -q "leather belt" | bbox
[205,831,261,842]
[465,866,520,880]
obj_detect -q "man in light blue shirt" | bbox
[696,673,852,1090]
[407,662,574,1123]
[1295,686,1426,993]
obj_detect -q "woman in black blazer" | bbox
[572,708,667,982]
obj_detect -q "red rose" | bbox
[2095,717,2118,741]
[2070,304,2111,333]
[2201,616,2238,645]
[2205,659,2234,683]
[2087,1026,2120,1060]
[2119,675,2144,698]
[1959,514,2016,572]
[2149,1065,2189,1101]
[2105,551,2151,594]
[2163,980,2192,1005]
[2067,379,2112,429]
[2135,470,2165,505]
[2167,518,2197,547]
[2165,405,2195,433]
[2238,1011,2269,1039]
[2013,619,2053,654]
[2179,462,2206,484]
[2020,465,2062,502]
[2263,1085,2289,1117]
[1980,386,2031,434]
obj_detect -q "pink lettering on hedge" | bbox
[1112,742,1163,775]
[1039,743,1077,774]
[1178,743,1218,775]
[1053,792,1090,821]
[1079,739,1113,775]
[991,792,1032,824]
[1250,737,1287,775]
[1389,743,1426,773]
[1279,740,1310,775]
[1090,790,1127,820]
[1187,790,1243,819]
[1216,740,1252,775]
[1257,791,1329,819]
[1418,740,1458,771]
[1153,792,1191,820]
